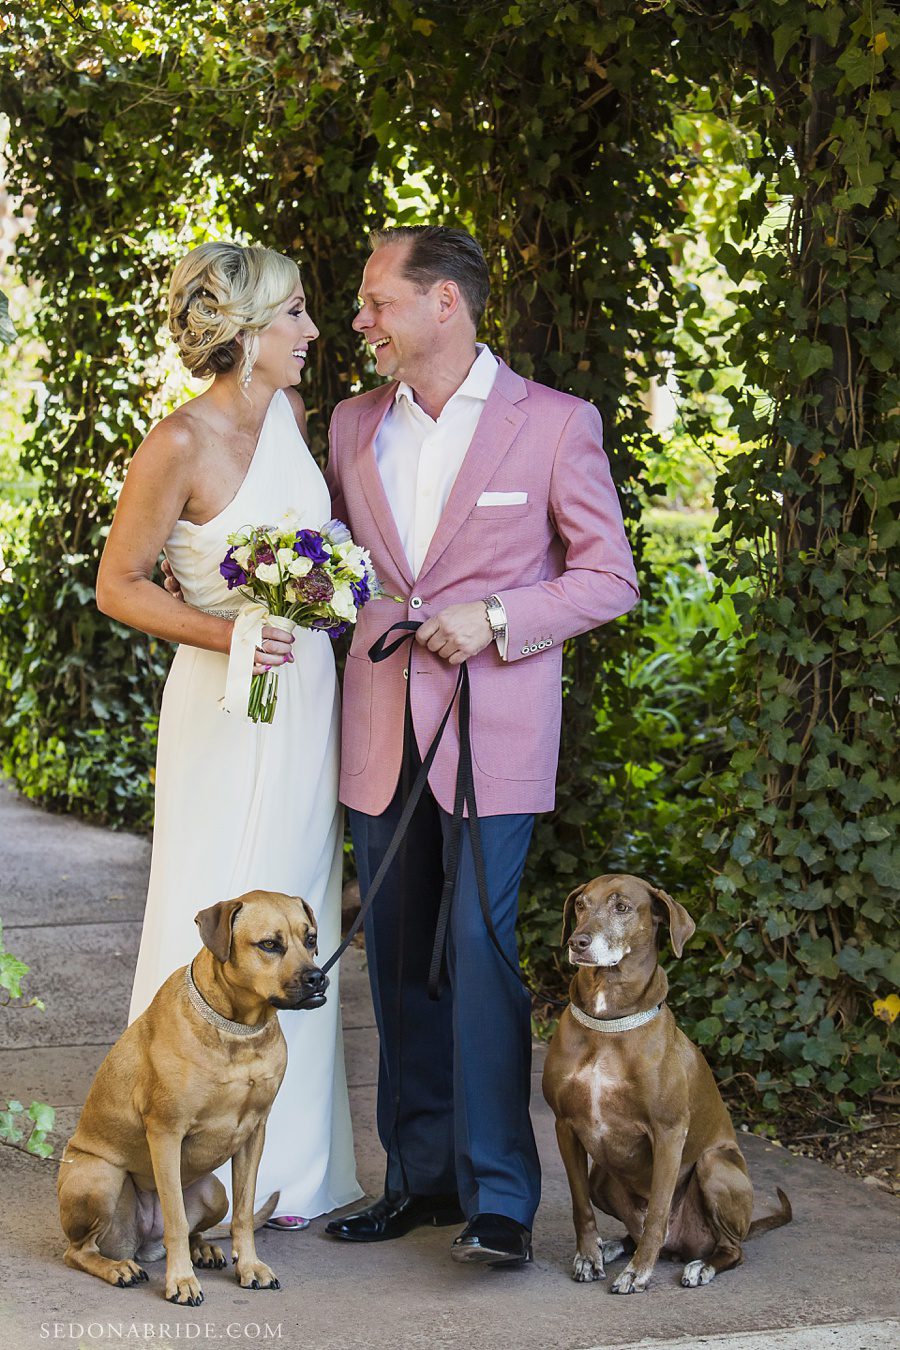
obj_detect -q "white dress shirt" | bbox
[375,343,499,578]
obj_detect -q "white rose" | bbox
[233,545,252,568]
[276,547,296,568]
[287,555,314,578]
[330,583,357,621]
[255,562,281,585]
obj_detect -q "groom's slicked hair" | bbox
[369,225,490,326]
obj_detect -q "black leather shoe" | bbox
[450,1213,533,1267]
[325,1192,464,1242]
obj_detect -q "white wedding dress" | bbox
[128,389,362,1221]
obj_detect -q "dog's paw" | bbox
[110,1259,148,1288]
[572,1245,605,1282]
[610,1264,650,1295]
[165,1272,204,1306]
[235,1259,281,1291]
[600,1238,629,1264]
[191,1240,226,1270]
[681,1259,716,1288]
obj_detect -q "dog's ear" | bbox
[298,897,318,951]
[647,885,695,958]
[561,884,587,947]
[194,898,244,964]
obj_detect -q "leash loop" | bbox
[321,622,565,1010]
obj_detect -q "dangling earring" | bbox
[241,362,253,390]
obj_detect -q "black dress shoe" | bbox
[325,1192,463,1242]
[450,1213,533,1267]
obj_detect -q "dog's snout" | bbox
[303,968,328,992]
[569,931,592,952]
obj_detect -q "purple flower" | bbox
[256,545,275,566]
[350,574,370,607]
[312,617,349,639]
[321,518,352,546]
[219,546,247,590]
[294,565,334,605]
[294,529,330,565]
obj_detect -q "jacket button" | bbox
[520,647,528,656]
[410,596,423,609]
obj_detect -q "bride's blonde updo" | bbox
[167,242,301,383]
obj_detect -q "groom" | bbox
[324,225,639,1265]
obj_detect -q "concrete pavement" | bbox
[1,779,898,1350]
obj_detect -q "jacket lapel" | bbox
[353,384,414,588]
[416,359,528,583]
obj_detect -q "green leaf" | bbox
[772,21,802,70]
[793,338,834,379]
[28,1101,56,1132]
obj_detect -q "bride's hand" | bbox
[254,625,295,676]
[158,558,292,673]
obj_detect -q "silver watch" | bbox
[482,594,507,641]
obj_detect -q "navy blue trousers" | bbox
[349,741,541,1228]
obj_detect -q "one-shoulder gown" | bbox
[128,389,362,1221]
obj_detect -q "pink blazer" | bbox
[325,358,639,817]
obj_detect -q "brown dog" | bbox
[57,889,327,1305]
[542,874,791,1293]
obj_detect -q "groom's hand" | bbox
[160,558,184,602]
[415,602,493,665]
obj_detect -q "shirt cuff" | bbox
[491,595,509,661]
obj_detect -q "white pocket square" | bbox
[477,491,528,506]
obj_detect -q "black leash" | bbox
[321,621,565,1010]
[320,622,457,977]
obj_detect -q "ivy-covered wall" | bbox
[0,0,896,1119]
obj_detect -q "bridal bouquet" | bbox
[219,515,385,724]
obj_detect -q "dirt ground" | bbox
[776,1101,899,1197]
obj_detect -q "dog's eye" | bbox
[257,939,282,953]
[305,933,317,950]
[613,900,630,914]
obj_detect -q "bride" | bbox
[96,240,362,1230]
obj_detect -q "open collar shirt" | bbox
[374,343,499,579]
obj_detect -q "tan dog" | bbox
[542,874,791,1293]
[57,890,327,1305]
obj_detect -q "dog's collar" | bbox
[185,962,269,1037]
[569,1001,664,1034]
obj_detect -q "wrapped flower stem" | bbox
[248,614,296,725]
